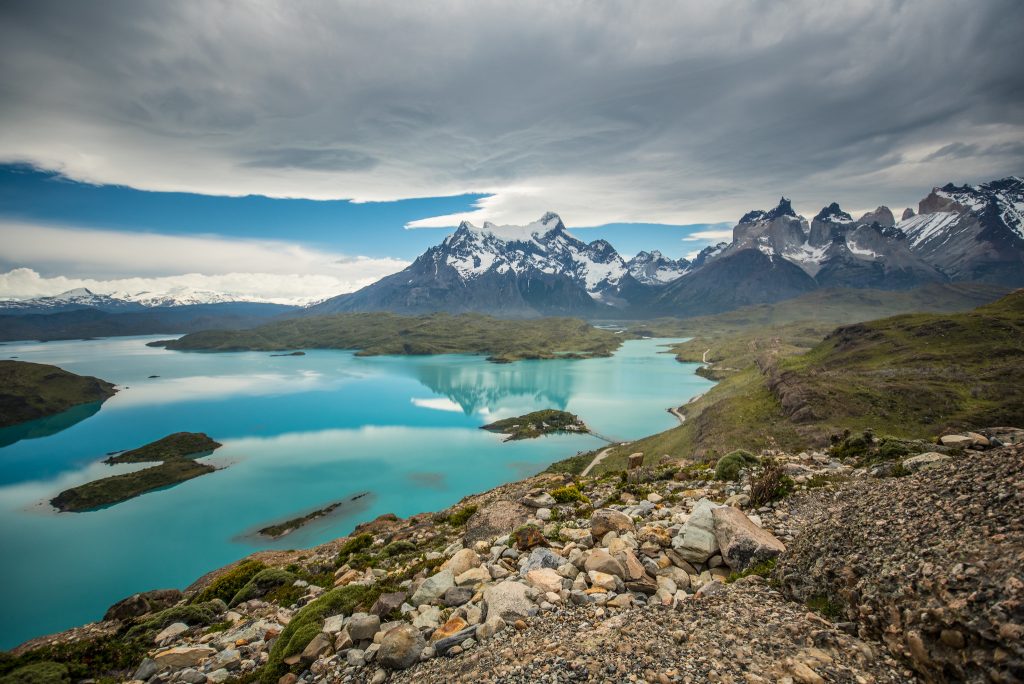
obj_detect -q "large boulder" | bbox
[521,547,567,573]
[152,646,216,669]
[590,509,635,539]
[104,588,183,622]
[483,581,537,621]
[672,499,720,564]
[463,500,530,544]
[370,591,407,617]
[442,548,481,577]
[526,568,564,594]
[902,452,951,472]
[711,506,786,571]
[410,568,455,606]
[377,624,425,670]
[584,549,626,578]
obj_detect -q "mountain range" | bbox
[310,175,1023,317]
[0,287,272,315]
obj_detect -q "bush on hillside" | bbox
[714,450,759,481]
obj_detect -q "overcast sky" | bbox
[1,0,1022,301]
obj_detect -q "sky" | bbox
[1,0,1022,303]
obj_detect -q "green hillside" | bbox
[0,360,117,428]
[155,312,625,362]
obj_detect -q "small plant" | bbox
[381,540,417,557]
[725,557,777,583]
[336,533,374,566]
[190,559,266,605]
[749,458,795,506]
[229,568,298,606]
[714,450,759,481]
[829,430,873,460]
[447,505,478,526]
[806,594,844,620]
[550,483,590,504]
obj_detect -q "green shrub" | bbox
[229,568,297,606]
[0,636,147,682]
[337,533,374,566]
[447,505,478,526]
[190,559,266,605]
[0,661,69,684]
[725,557,777,584]
[714,450,759,481]
[262,584,377,682]
[829,431,872,460]
[749,458,795,506]
[381,540,417,557]
[125,600,223,639]
[550,484,590,504]
[807,594,844,620]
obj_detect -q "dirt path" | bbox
[581,445,615,477]
[667,406,686,424]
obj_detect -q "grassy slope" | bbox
[160,312,625,362]
[554,284,1017,474]
[52,432,222,512]
[0,360,117,428]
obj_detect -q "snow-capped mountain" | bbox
[0,287,277,315]
[625,250,690,285]
[897,176,1024,284]
[307,212,660,316]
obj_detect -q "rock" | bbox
[902,451,951,471]
[558,527,593,545]
[526,567,564,593]
[132,658,159,681]
[323,614,345,634]
[455,566,490,587]
[300,632,332,663]
[442,586,474,607]
[627,453,644,469]
[463,500,530,544]
[442,548,481,577]
[483,581,537,620]
[347,648,366,667]
[433,625,478,656]
[370,668,388,684]
[104,588,183,622]
[378,623,425,670]
[348,613,382,641]
[939,434,973,447]
[211,648,241,670]
[590,508,635,539]
[521,547,567,573]
[207,668,231,683]
[621,550,647,581]
[410,568,455,606]
[521,490,556,508]
[430,616,469,641]
[412,605,442,629]
[695,580,726,598]
[476,615,507,641]
[152,646,216,668]
[672,499,720,564]
[584,549,626,578]
[587,570,618,591]
[536,507,552,521]
[724,493,751,508]
[638,524,672,547]
[371,591,407,617]
[511,525,547,550]
[278,675,299,684]
[965,431,990,446]
[154,621,188,643]
[711,506,786,571]
[178,668,206,684]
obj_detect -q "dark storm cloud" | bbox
[0,0,1022,225]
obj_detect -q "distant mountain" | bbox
[0,287,272,316]
[625,250,690,285]
[898,176,1024,285]
[307,213,659,317]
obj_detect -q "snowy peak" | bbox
[0,287,274,314]
[814,203,853,224]
[626,250,690,285]
[740,197,797,224]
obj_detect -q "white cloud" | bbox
[0,222,408,303]
[410,397,464,413]
[682,229,733,242]
[0,1,1021,226]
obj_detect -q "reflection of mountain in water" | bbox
[0,401,104,450]
[410,361,575,415]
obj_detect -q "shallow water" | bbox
[0,335,712,648]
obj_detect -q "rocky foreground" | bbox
[4,429,1022,684]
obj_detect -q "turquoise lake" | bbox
[0,335,712,648]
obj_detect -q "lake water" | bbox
[0,335,712,648]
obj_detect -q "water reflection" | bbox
[0,401,105,449]
[409,359,574,415]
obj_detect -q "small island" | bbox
[481,409,588,441]
[51,432,222,512]
[257,492,369,539]
[0,360,117,428]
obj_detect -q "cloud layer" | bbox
[0,223,408,302]
[1,0,1021,228]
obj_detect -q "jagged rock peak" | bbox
[739,197,797,224]
[813,202,853,223]
[902,207,916,220]
[857,206,895,227]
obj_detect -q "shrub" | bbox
[262,584,377,682]
[807,594,844,620]
[190,559,266,605]
[749,458,795,506]
[0,636,148,682]
[829,431,873,460]
[381,540,417,557]
[725,557,776,584]
[714,450,759,481]
[125,600,223,639]
[336,533,374,566]
[550,484,590,504]
[447,505,478,526]
[229,568,297,606]
[0,661,69,684]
